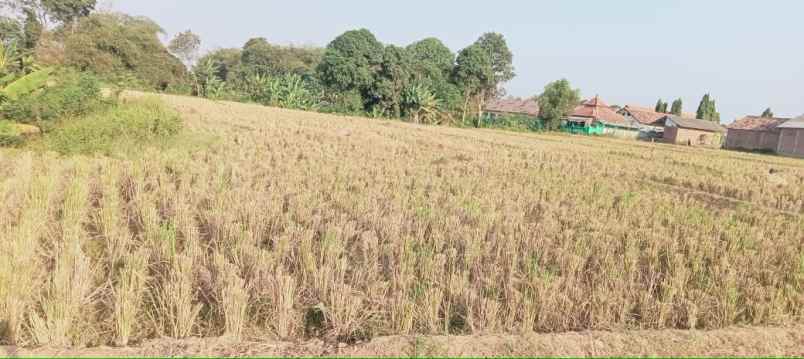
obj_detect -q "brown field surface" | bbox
[0,93,802,355]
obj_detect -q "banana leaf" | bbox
[1,67,54,100]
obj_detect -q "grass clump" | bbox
[1,70,108,131]
[44,97,182,156]
[0,121,24,147]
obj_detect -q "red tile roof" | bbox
[484,97,540,116]
[621,105,696,126]
[727,116,790,131]
[621,105,666,126]
[569,96,634,128]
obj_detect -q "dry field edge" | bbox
[2,325,803,357]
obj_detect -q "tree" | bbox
[239,37,322,78]
[317,28,383,96]
[452,44,493,126]
[696,93,721,122]
[655,99,668,113]
[452,33,515,126]
[63,13,188,90]
[195,48,241,82]
[760,107,774,118]
[0,16,22,44]
[537,79,581,130]
[474,32,515,86]
[370,45,413,117]
[670,98,683,116]
[168,30,201,68]
[40,0,95,25]
[407,38,454,83]
[21,7,42,49]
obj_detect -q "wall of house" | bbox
[725,129,780,151]
[778,128,804,158]
[664,127,723,147]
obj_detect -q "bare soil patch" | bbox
[3,326,802,357]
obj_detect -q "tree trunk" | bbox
[461,94,470,127]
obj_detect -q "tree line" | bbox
[189,29,516,127]
[6,0,766,133]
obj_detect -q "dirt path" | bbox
[3,325,802,357]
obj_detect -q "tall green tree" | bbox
[760,107,774,118]
[453,32,515,126]
[474,32,515,87]
[537,79,581,130]
[21,7,41,49]
[670,98,683,116]
[696,93,721,122]
[405,37,461,114]
[195,48,241,82]
[452,44,493,126]
[63,13,188,90]
[370,45,413,117]
[317,28,383,97]
[41,0,95,25]
[0,16,22,44]
[240,37,322,78]
[655,99,669,113]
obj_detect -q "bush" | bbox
[0,121,24,147]
[1,70,107,130]
[44,97,181,155]
[482,114,543,132]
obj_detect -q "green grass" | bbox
[42,97,182,156]
[0,120,24,147]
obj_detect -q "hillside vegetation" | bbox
[0,94,801,347]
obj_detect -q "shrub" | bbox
[0,121,24,147]
[1,70,106,130]
[44,97,181,155]
[482,114,543,132]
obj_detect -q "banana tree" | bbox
[403,85,442,124]
[0,41,52,105]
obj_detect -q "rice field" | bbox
[0,93,802,347]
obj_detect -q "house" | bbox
[776,115,804,158]
[618,105,698,139]
[725,116,790,152]
[619,105,666,129]
[618,105,669,139]
[483,97,540,119]
[660,115,726,147]
[564,96,640,137]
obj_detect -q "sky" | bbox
[109,0,804,123]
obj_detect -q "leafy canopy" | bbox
[317,29,383,93]
[696,93,720,123]
[538,79,581,130]
[670,98,683,116]
[63,12,188,90]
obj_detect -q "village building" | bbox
[724,116,790,152]
[564,96,640,137]
[660,115,726,147]
[776,115,804,158]
[483,97,540,119]
[618,105,698,139]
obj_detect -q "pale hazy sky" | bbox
[110,0,804,123]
